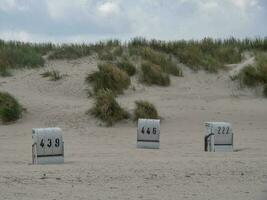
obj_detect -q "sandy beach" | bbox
[0,55,267,200]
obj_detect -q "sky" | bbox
[0,0,266,43]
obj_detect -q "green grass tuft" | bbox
[86,63,131,94]
[176,46,203,71]
[98,50,116,61]
[112,46,124,57]
[40,70,65,81]
[0,60,12,77]
[0,47,44,69]
[89,89,129,126]
[48,44,91,60]
[255,53,267,83]
[0,91,22,123]
[134,100,159,121]
[116,58,136,76]
[139,47,182,76]
[215,46,241,64]
[238,65,259,87]
[234,52,267,88]
[140,61,170,86]
[263,85,267,97]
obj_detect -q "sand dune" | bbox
[0,55,267,200]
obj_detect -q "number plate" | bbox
[205,122,233,145]
[33,128,64,158]
[137,119,160,143]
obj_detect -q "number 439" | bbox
[40,138,60,148]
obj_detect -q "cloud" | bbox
[0,31,30,42]
[0,0,266,42]
[97,1,120,16]
[230,0,261,11]
[0,0,30,12]
[46,0,90,21]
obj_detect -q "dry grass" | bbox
[89,89,129,126]
[86,63,131,94]
[140,61,170,86]
[134,100,159,121]
[0,91,22,123]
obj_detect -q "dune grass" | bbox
[116,58,136,76]
[48,44,92,60]
[134,100,159,121]
[0,40,46,76]
[236,65,259,87]
[128,37,264,73]
[0,91,22,123]
[1,37,266,75]
[0,60,12,77]
[233,52,267,96]
[264,85,267,97]
[86,63,131,94]
[255,53,267,83]
[140,61,170,86]
[97,46,125,61]
[40,70,65,81]
[130,47,182,76]
[89,89,129,126]
[175,44,241,72]
[141,47,182,76]
[0,47,45,68]
[236,52,267,87]
[98,50,116,61]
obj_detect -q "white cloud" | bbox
[0,31,33,42]
[0,0,30,12]
[0,0,266,42]
[46,0,89,20]
[230,0,261,11]
[97,1,120,17]
[0,0,16,11]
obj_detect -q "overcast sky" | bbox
[0,0,266,43]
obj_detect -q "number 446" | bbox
[141,127,157,134]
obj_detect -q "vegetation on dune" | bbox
[256,53,267,83]
[232,52,267,96]
[0,60,12,77]
[1,37,267,75]
[0,91,22,123]
[86,63,131,94]
[116,58,136,76]
[235,65,259,87]
[40,70,65,81]
[89,89,129,126]
[48,44,91,60]
[140,47,182,76]
[134,100,159,121]
[0,45,44,76]
[97,46,124,61]
[98,50,116,61]
[129,37,267,73]
[140,61,170,86]
[172,41,241,72]
[1,37,267,127]
[1,37,267,96]
[239,53,267,87]
[263,84,267,97]
[0,40,53,56]
[112,46,124,57]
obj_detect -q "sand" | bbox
[0,55,267,200]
